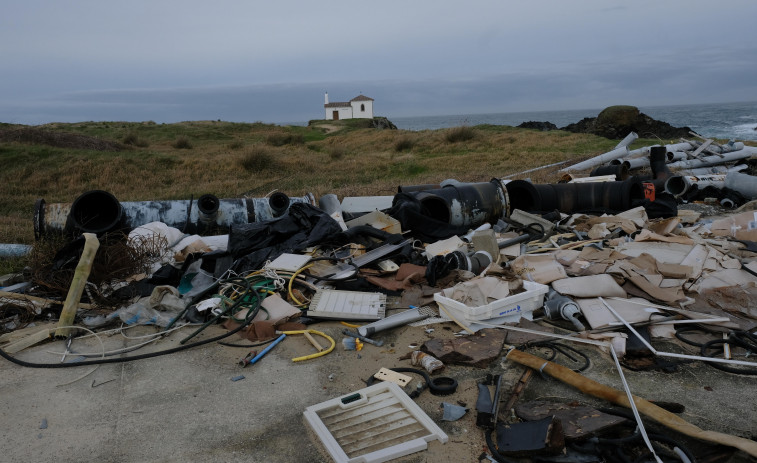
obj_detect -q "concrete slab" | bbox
[1,321,756,462]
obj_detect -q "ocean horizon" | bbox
[385,101,757,141]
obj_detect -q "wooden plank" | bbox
[4,328,51,354]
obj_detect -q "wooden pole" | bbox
[54,233,99,339]
[505,348,757,457]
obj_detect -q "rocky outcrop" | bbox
[517,121,558,131]
[560,105,694,140]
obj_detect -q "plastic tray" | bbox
[434,280,548,322]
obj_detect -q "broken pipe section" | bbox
[34,190,316,238]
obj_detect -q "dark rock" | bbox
[561,105,694,140]
[517,121,557,131]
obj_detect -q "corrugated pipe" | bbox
[34,190,316,239]
[505,178,644,214]
[664,174,727,198]
[590,164,629,181]
[409,179,509,228]
[724,172,757,200]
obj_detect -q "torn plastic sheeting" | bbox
[229,202,344,272]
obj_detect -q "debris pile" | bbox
[2,137,757,462]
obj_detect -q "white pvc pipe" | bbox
[664,174,727,197]
[615,131,638,149]
[667,147,757,169]
[561,146,629,172]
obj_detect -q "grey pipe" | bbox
[664,174,727,197]
[356,306,435,337]
[724,171,757,199]
[35,190,316,238]
[0,244,32,258]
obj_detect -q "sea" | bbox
[388,101,757,141]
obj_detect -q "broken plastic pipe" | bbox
[356,306,434,337]
[559,145,630,173]
[34,190,317,238]
[341,329,384,347]
[664,174,727,198]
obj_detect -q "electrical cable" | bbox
[0,277,261,369]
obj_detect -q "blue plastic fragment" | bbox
[230,375,245,382]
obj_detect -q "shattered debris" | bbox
[2,136,757,462]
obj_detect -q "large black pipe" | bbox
[505,178,644,214]
[409,179,509,228]
[64,189,125,236]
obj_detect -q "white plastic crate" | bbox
[434,279,549,322]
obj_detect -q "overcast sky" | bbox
[2,1,757,125]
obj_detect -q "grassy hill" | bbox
[0,119,682,247]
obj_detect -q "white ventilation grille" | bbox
[308,290,386,321]
[304,382,447,463]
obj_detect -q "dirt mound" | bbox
[0,127,124,151]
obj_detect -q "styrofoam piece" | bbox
[303,382,448,463]
[434,280,548,322]
[308,290,386,321]
[266,253,312,272]
[346,210,402,234]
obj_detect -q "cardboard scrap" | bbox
[510,254,567,285]
[421,328,506,368]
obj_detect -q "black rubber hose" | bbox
[0,280,261,369]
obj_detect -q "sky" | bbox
[2,0,757,125]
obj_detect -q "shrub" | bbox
[122,132,149,147]
[173,136,193,149]
[329,145,346,160]
[227,140,244,150]
[266,132,305,147]
[240,145,275,171]
[445,126,475,143]
[394,136,415,152]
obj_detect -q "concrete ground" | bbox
[1,318,756,463]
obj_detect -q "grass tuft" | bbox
[240,145,276,171]
[445,126,476,143]
[394,136,415,152]
[266,132,305,146]
[173,136,193,149]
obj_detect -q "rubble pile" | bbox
[2,138,757,462]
